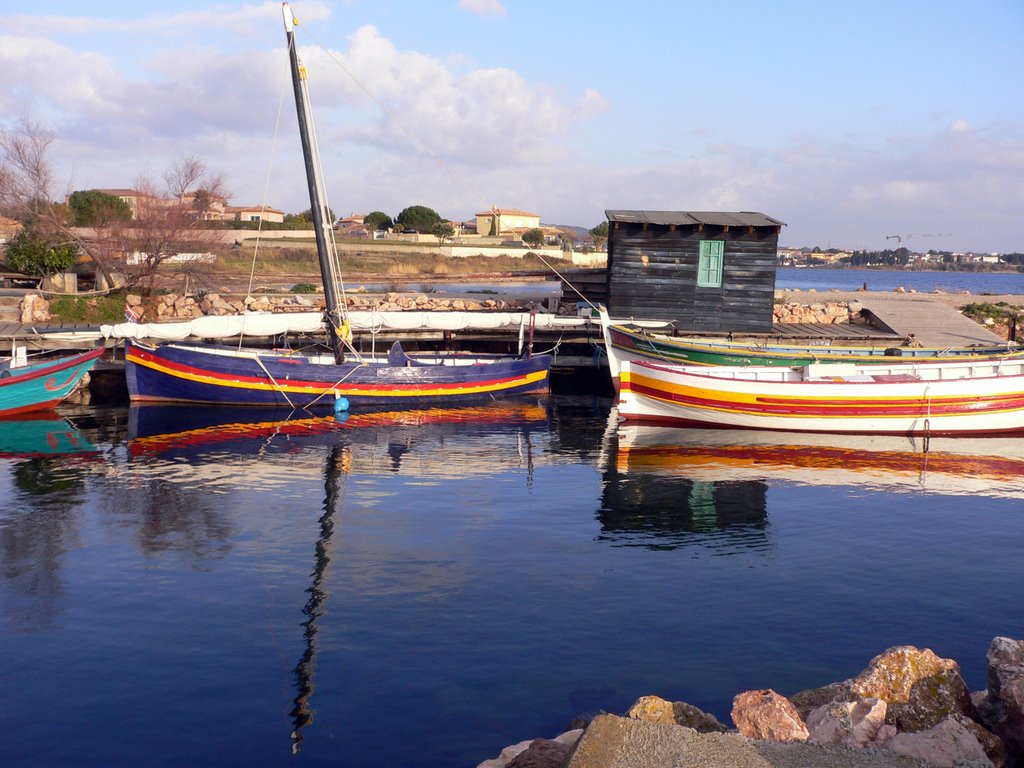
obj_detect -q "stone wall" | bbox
[22,292,862,326]
[773,300,863,324]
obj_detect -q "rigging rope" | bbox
[295,24,493,218]
[239,46,293,353]
[291,19,598,309]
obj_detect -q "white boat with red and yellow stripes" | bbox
[617,357,1024,435]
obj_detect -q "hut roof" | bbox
[605,210,785,228]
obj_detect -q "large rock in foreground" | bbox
[884,714,998,767]
[793,646,976,734]
[977,637,1024,756]
[626,695,728,733]
[731,689,809,743]
[806,697,895,748]
[849,646,976,732]
[566,714,938,768]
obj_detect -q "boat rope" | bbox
[294,23,493,223]
[531,337,563,357]
[254,354,297,409]
[923,383,932,438]
[238,50,294,354]
[522,249,600,310]
[301,78,351,317]
[304,363,369,409]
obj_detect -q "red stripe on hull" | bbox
[623,381,1024,418]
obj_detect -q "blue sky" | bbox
[2,0,1022,252]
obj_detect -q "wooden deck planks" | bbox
[856,295,1006,347]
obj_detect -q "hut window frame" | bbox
[697,239,724,287]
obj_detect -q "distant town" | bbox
[3,182,1023,274]
[778,246,1024,271]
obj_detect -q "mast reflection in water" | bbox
[290,443,350,753]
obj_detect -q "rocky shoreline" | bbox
[16,290,995,325]
[477,638,1024,768]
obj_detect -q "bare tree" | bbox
[0,118,55,211]
[1,119,123,286]
[163,155,225,203]
[123,163,230,299]
[2,121,231,297]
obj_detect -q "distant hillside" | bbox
[550,224,591,241]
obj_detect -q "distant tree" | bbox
[283,207,336,226]
[430,221,455,245]
[522,228,545,248]
[190,188,214,218]
[301,207,335,224]
[67,190,133,226]
[364,211,393,231]
[395,205,441,233]
[589,221,609,250]
[4,226,77,276]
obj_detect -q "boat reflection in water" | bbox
[598,413,770,553]
[614,419,1024,499]
[126,399,550,752]
[0,415,97,459]
[128,401,548,477]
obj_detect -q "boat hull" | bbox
[618,358,1024,435]
[599,307,1022,382]
[0,348,103,417]
[125,340,551,408]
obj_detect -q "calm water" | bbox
[2,398,1024,767]
[777,267,1024,294]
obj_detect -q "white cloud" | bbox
[294,25,605,168]
[0,36,126,116]
[0,3,333,38]
[458,0,507,17]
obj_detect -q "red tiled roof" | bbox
[474,208,540,218]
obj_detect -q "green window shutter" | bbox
[697,239,724,287]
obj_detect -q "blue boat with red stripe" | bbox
[125,339,550,408]
[124,5,551,410]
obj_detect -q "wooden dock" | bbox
[855,295,1006,347]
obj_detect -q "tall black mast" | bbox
[282,3,345,363]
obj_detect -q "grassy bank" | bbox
[213,242,556,278]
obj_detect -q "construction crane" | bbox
[885,233,952,251]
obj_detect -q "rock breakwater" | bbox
[25,291,862,325]
[18,291,549,323]
[477,637,1024,768]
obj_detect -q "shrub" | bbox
[4,228,77,277]
[48,292,128,324]
[290,283,318,293]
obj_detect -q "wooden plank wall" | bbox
[607,223,778,332]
